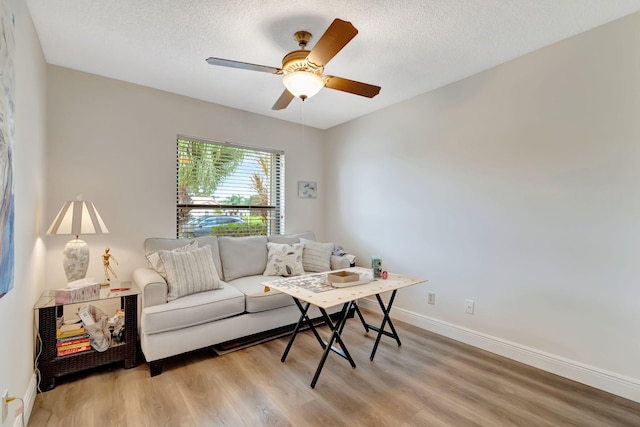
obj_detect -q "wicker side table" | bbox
[34,284,140,391]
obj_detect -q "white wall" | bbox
[325,13,640,400]
[0,0,47,425]
[45,67,326,285]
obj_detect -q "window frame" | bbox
[176,135,285,238]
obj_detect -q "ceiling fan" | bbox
[205,18,381,110]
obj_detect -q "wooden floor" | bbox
[29,309,640,427]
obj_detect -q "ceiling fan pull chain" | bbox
[301,101,306,142]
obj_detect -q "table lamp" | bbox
[47,198,109,283]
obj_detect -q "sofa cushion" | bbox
[145,236,224,281]
[263,242,305,277]
[160,245,223,301]
[300,238,333,272]
[141,285,245,334]
[219,235,268,281]
[268,231,315,244]
[147,240,199,279]
[228,275,295,313]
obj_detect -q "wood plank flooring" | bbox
[29,309,640,426]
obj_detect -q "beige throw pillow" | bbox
[147,240,198,279]
[159,245,223,301]
[300,238,333,272]
[263,243,305,277]
[218,235,268,281]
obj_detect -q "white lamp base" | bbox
[63,238,89,282]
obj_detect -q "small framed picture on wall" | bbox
[298,181,317,198]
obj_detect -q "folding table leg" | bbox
[320,303,356,364]
[281,298,324,362]
[310,302,356,388]
[369,290,401,361]
[295,298,326,347]
[354,302,370,332]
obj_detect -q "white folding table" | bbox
[263,267,426,388]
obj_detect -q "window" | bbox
[177,136,284,238]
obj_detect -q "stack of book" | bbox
[56,323,91,356]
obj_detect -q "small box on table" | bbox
[327,271,360,283]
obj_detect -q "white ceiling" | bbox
[26,0,640,129]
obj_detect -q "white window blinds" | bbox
[177,136,284,238]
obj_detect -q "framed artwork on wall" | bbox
[0,2,15,300]
[298,181,317,198]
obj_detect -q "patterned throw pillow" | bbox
[263,242,305,277]
[159,245,223,301]
[299,238,334,272]
[146,240,199,279]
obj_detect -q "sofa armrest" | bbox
[133,267,168,308]
[330,255,355,270]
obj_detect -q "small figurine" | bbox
[102,248,118,286]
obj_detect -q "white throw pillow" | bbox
[159,245,223,301]
[300,237,333,272]
[147,240,198,279]
[263,242,305,277]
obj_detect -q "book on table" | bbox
[56,333,90,345]
[56,334,89,348]
[57,345,91,356]
[56,324,86,339]
[56,340,90,350]
[56,338,91,356]
[55,324,91,356]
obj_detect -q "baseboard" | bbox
[357,298,640,403]
[11,373,37,427]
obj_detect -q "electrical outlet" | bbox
[465,299,475,314]
[427,292,435,305]
[2,389,8,423]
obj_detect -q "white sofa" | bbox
[133,231,351,376]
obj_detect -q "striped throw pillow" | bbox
[159,245,222,301]
[300,238,333,272]
[146,240,199,279]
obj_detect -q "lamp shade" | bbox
[47,200,109,236]
[282,71,325,100]
[47,200,110,283]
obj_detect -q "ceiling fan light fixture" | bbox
[282,71,325,100]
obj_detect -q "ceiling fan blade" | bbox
[305,19,358,68]
[324,76,381,98]
[206,57,282,74]
[272,90,295,110]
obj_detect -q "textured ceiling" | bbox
[26,0,640,129]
